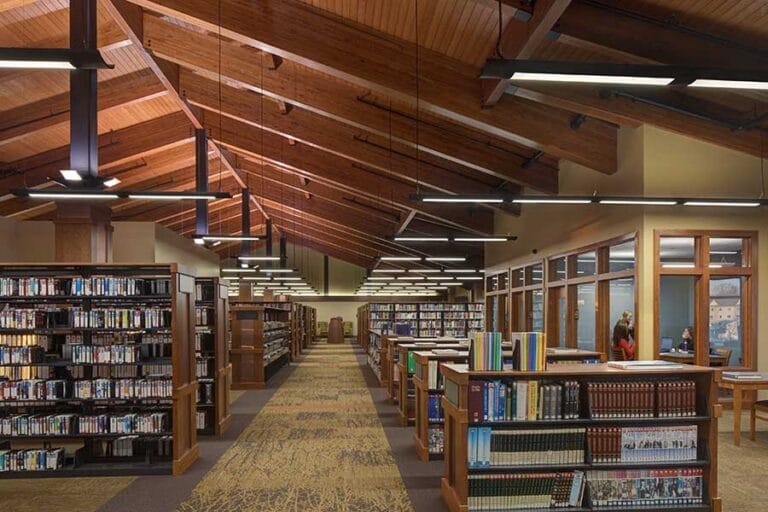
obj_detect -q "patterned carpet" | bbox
[0,476,135,512]
[176,343,413,512]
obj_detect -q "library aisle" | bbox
[177,342,412,512]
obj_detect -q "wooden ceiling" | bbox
[0,0,766,269]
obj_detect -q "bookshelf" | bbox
[439,363,720,512]
[230,301,292,389]
[367,330,383,384]
[291,303,302,360]
[362,303,484,338]
[356,304,370,348]
[194,278,231,436]
[0,263,198,477]
[396,341,470,426]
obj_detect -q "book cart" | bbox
[0,263,198,477]
[413,348,606,463]
[230,302,292,389]
[194,278,231,436]
[439,363,721,512]
[397,341,468,426]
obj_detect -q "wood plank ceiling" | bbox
[0,0,765,270]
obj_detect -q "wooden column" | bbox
[54,203,113,262]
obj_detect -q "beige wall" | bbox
[0,218,55,262]
[301,301,365,331]
[488,125,766,368]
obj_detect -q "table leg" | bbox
[733,387,742,446]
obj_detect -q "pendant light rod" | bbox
[195,128,209,237]
[414,194,765,207]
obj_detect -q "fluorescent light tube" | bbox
[710,251,738,255]
[425,257,466,262]
[426,276,448,280]
[422,197,504,203]
[372,269,405,273]
[411,269,442,273]
[454,237,509,242]
[0,59,75,69]
[128,193,221,200]
[239,256,281,261]
[60,170,82,182]
[240,263,250,269]
[380,256,420,261]
[259,268,294,273]
[459,276,484,281]
[103,177,121,188]
[599,199,677,205]
[243,277,271,281]
[221,268,257,273]
[396,277,425,280]
[708,264,723,268]
[444,269,479,273]
[511,72,674,86]
[513,198,592,204]
[29,192,119,199]
[202,236,261,241]
[441,282,463,286]
[662,263,695,269]
[684,201,760,207]
[193,238,206,245]
[689,79,768,90]
[394,237,450,242]
[280,277,303,281]
[368,277,395,280]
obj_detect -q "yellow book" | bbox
[528,380,538,421]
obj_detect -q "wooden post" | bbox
[54,203,113,262]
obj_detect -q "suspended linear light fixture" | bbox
[14,189,231,201]
[0,48,113,69]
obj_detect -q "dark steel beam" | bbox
[69,0,99,178]
[241,187,250,256]
[195,128,209,235]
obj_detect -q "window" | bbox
[509,261,545,334]
[485,270,510,340]
[547,235,637,355]
[530,289,544,332]
[576,283,596,350]
[609,240,635,272]
[654,230,755,369]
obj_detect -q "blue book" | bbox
[498,381,507,421]
[483,381,489,422]
[468,427,477,468]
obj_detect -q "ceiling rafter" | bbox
[126,0,618,174]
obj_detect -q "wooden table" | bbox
[659,351,728,366]
[717,374,768,446]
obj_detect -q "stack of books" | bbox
[468,380,581,422]
[468,332,503,371]
[511,332,547,371]
[468,471,585,510]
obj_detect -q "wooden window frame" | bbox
[509,260,546,335]
[545,233,639,354]
[484,269,510,339]
[653,229,757,369]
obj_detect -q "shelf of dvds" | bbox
[439,363,721,512]
[0,264,198,477]
[230,301,292,389]
[194,278,231,436]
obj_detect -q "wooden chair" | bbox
[750,400,768,441]
[712,348,732,367]
[611,346,628,361]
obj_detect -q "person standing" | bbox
[612,310,636,360]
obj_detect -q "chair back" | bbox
[714,348,733,366]
[611,346,627,361]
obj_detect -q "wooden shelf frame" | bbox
[0,263,198,477]
[438,363,721,512]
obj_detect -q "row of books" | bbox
[587,380,697,418]
[194,282,214,302]
[548,358,601,366]
[0,277,170,297]
[468,471,585,510]
[196,411,208,430]
[0,334,49,347]
[70,307,172,329]
[0,345,45,364]
[0,448,65,472]
[96,435,173,458]
[588,426,699,463]
[195,307,214,327]
[197,381,215,405]
[0,412,169,436]
[468,427,586,468]
[469,380,581,423]
[0,309,40,329]
[511,332,547,371]
[428,394,444,422]
[469,332,504,371]
[67,333,172,345]
[587,468,703,507]
[64,345,140,364]
[196,359,213,378]
[0,377,175,401]
[428,426,444,454]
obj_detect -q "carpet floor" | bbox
[176,343,413,512]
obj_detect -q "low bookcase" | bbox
[366,330,383,385]
[194,278,231,436]
[230,302,292,389]
[0,263,198,477]
[439,363,720,512]
[397,342,468,427]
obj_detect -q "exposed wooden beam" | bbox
[142,14,559,191]
[0,111,193,202]
[103,0,270,221]
[282,233,371,268]
[0,0,36,12]
[196,108,496,234]
[0,70,166,146]
[482,0,571,106]
[396,210,417,235]
[128,0,618,173]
